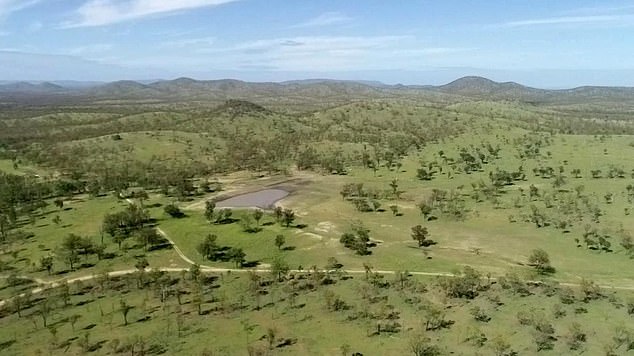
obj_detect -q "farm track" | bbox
[2,196,634,308]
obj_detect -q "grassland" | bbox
[2,93,634,355]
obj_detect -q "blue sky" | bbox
[2,0,634,87]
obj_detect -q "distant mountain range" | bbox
[2,76,634,105]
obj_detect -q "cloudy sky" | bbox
[2,0,634,87]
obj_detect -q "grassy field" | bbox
[156,127,634,288]
[1,268,633,355]
[3,97,634,355]
[0,194,186,285]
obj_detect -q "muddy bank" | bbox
[215,188,289,209]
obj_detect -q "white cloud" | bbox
[565,4,634,16]
[127,35,472,72]
[292,12,353,28]
[62,0,239,28]
[0,0,41,19]
[68,43,114,56]
[504,15,620,27]
[160,36,215,49]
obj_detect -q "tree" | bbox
[215,208,233,224]
[189,263,201,282]
[78,236,94,262]
[339,222,372,255]
[54,198,64,210]
[164,203,184,218]
[93,243,106,260]
[40,255,53,275]
[281,208,295,227]
[69,314,81,332]
[10,291,30,318]
[528,249,554,274]
[192,284,203,315]
[134,258,149,288]
[326,257,343,271]
[197,234,218,260]
[491,335,512,356]
[566,322,586,350]
[389,179,400,198]
[390,205,399,216]
[228,247,246,268]
[0,213,8,242]
[253,209,264,227]
[135,227,162,251]
[240,213,257,232]
[418,201,433,220]
[274,234,285,250]
[273,206,283,222]
[204,200,215,223]
[409,332,441,356]
[57,233,83,270]
[411,225,433,247]
[113,232,126,250]
[270,255,289,282]
[119,299,133,326]
[266,326,278,350]
[58,279,71,306]
[39,296,52,327]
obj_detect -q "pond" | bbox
[215,189,289,209]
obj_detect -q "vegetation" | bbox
[1,77,634,354]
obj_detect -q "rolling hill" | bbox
[2,76,634,109]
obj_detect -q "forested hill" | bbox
[2,76,634,109]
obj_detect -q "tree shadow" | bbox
[0,339,16,350]
[148,243,173,252]
[244,227,263,233]
[242,260,260,268]
[216,218,240,225]
[87,340,107,352]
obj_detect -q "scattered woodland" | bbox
[1,77,634,355]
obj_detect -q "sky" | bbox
[2,0,634,87]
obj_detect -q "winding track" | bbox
[1,198,634,308]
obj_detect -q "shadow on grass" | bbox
[242,260,260,268]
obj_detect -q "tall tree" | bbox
[270,254,289,282]
[253,209,264,227]
[228,247,246,268]
[274,234,286,250]
[411,225,432,248]
[281,208,295,228]
[40,255,53,275]
[119,299,133,326]
[196,234,219,260]
[135,227,162,251]
[57,233,83,270]
[528,249,554,274]
[204,200,215,223]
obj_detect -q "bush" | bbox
[164,203,184,218]
[470,306,491,322]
